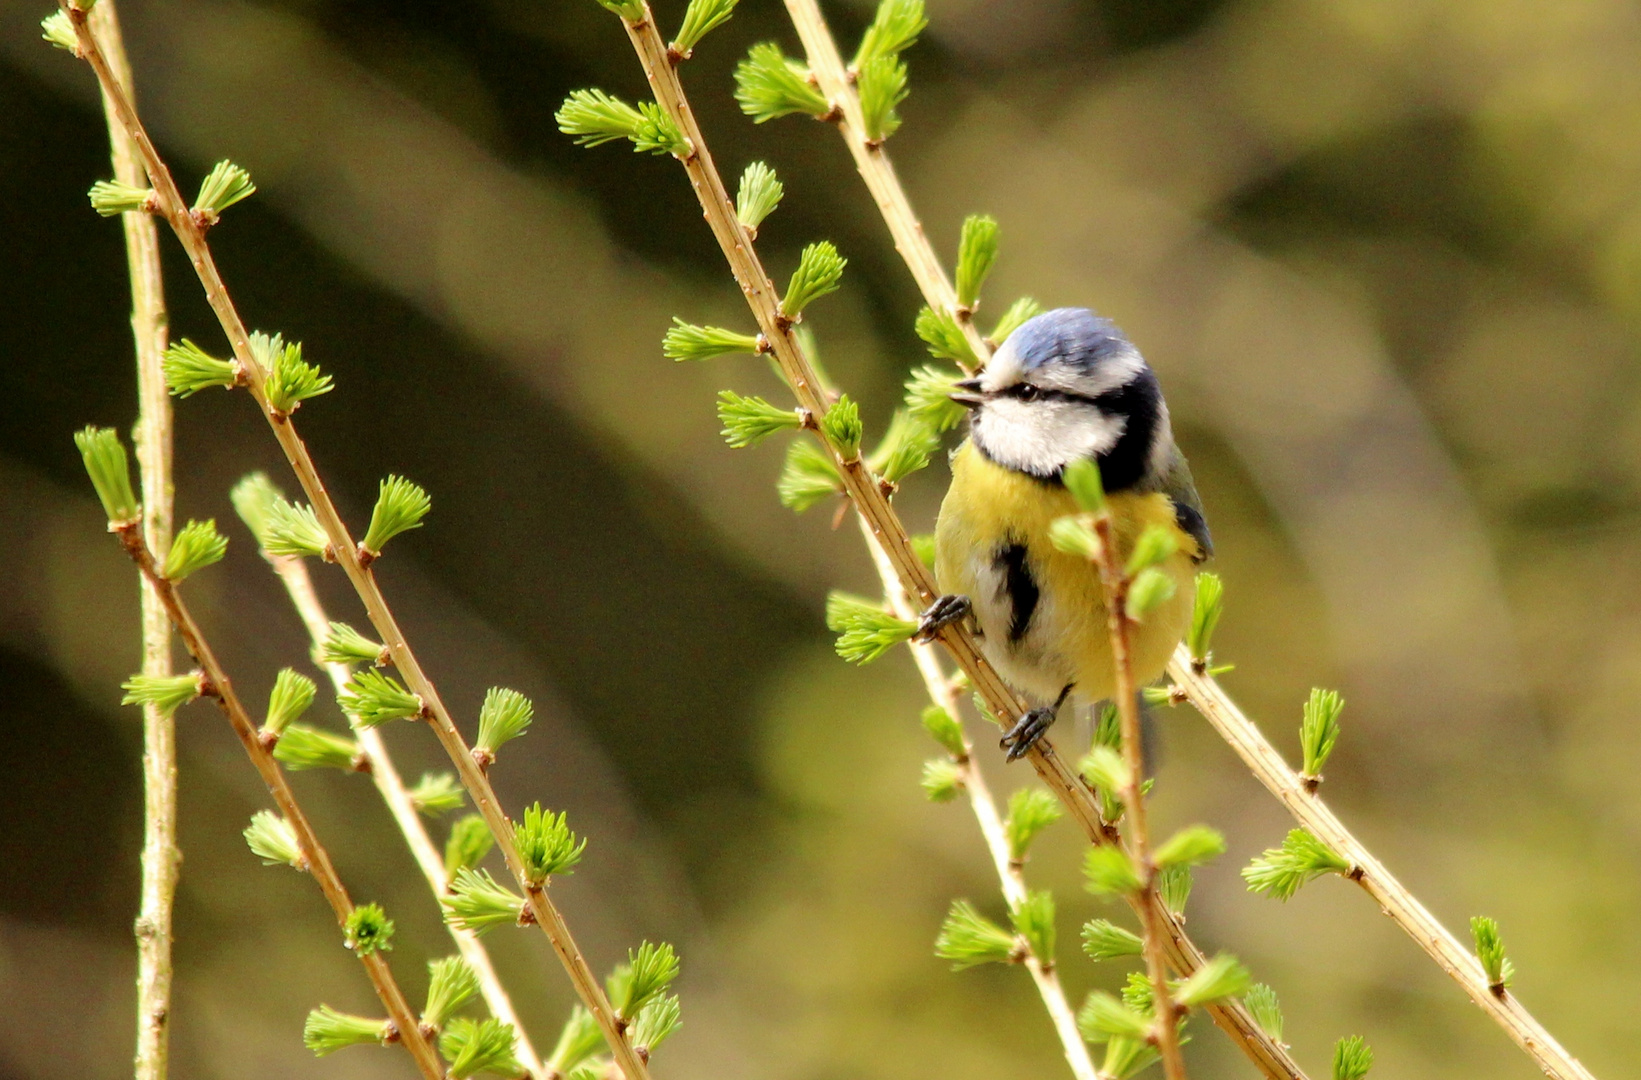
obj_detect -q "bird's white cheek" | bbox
[974,400,1125,476]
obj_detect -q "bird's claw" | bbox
[999,683,1074,762]
[1000,707,1059,761]
[915,594,972,642]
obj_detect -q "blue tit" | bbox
[922,307,1212,759]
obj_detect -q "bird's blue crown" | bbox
[1006,307,1133,374]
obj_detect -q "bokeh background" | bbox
[2,0,1639,1077]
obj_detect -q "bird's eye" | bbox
[1014,384,1040,401]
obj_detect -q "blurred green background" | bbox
[2,0,1638,1077]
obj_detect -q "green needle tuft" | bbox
[735,161,784,235]
[955,214,999,311]
[440,1017,522,1080]
[606,941,680,1020]
[853,0,926,69]
[253,332,333,415]
[162,519,228,582]
[777,439,843,511]
[1188,571,1224,663]
[192,160,255,222]
[243,810,305,869]
[408,772,465,817]
[989,296,1042,345]
[1153,824,1226,869]
[1244,983,1284,1042]
[903,364,968,432]
[1333,1035,1374,1080]
[88,178,154,217]
[1243,828,1351,900]
[422,956,480,1030]
[319,621,385,667]
[442,868,524,935]
[1081,919,1143,961]
[264,668,317,735]
[264,497,329,559]
[361,475,430,555]
[1301,688,1345,782]
[304,1006,390,1056]
[41,11,77,52]
[914,305,978,367]
[344,903,395,955]
[825,592,916,664]
[74,426,139,524]
[782,241,847,319]
[1009,889,1056,964]
[920,704,966,757]
[556,89,687,156]
[121,673,200,718]
[476,687,533,758]
[514,802,587,883]
[444,814,495,878]
[867,409,939,485]
[817,394,862,460]
[672,0,739,56]
[339,669,422,727]
[718,391,803,448]
[857,54,908,143]
[935,899,1017,969]
[1175,953,1251,1007]
[546,1007,605,1077]
[920,759,963,801]
[273,724,361,771]
[1083,844,1141,896]
[665,320,762,362]
[1004,788,1064,861]
[162,339,237,397]
[734,42,830,122]
[1471,915,1515,990]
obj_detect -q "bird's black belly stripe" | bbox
[997,542,1039,643]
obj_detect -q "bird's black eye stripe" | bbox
[1001,383,1097,406]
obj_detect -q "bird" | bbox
[921,307,1212,760]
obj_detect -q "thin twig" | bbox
[87,5,178,1078]
[108,522,444,1080]
[58,9,653,1077]
[1089,521,1186,1079]
[625,5,1304,1077]
[859,520,1103,1080]
[1166,649,1597,1080]
[268,552,546,1080]
[781,0,989,371]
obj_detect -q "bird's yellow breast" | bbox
[934,441,1198,704]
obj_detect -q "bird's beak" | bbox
[949,377,986,409]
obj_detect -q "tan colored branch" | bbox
[1166,649,1598,1080]
[59,8,653,1077]
[86,5,179,1078]
[622,4,1303,1076]
[1089,520,1186,1079]
[269,553,546,1080]
[861,520,1102,1080]
[109,524,444,1080]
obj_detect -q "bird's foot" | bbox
[1000,683,1074,762]
[1000,708,1058,761]
[915,594,972,642]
